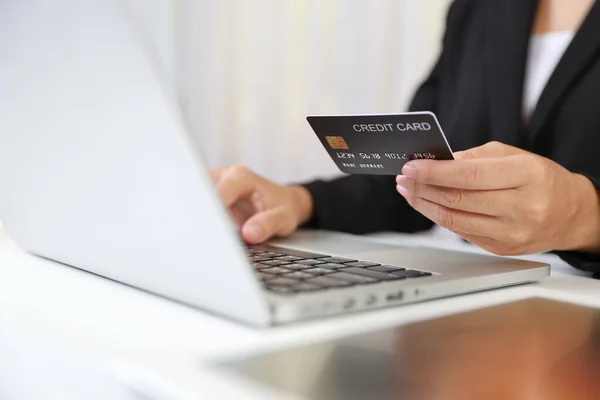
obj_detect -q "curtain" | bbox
[132,0,453,183]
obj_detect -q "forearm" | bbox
[300,175,434,234]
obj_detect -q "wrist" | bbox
[288,185,314,226]
[563,174,600,253]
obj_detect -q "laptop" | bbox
[0,0,549,326]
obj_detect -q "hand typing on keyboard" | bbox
[211,166,314,244]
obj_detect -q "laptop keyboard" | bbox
[246,245,433,295]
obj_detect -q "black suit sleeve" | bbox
[301,1,467,234]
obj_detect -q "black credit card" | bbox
[307,112,454,175]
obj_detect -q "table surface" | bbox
[1,223,599,399]
[220,297,600,400]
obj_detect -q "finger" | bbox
[210,167,228,182]
[216,166,259,207]
[459,232,508,254]
[459,232,529,256]
[454,141,529,160]
[401,155,532,190]
[396,176,518,217]
[230,201,254,226]
[241,207,296,244]
[398,191,503,239]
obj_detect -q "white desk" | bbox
[1,224,599,399]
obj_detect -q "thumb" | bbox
[454,141,528,160]
[241,207,296,244]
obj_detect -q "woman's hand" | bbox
[211,166,313,244]
[396,141,600,256]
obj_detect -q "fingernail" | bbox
[402,163,418,179]
[243,225,263,243]
[453,151,465,159]
[397,184,408,198]
[396,175,408,190]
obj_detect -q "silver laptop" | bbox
[0,0,549,326]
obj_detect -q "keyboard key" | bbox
[261,252,284,258]
[284,263,312,271]
[320,257,357,264]
[319,263,352,270]
[275,255,305,262]
[267,286,296,295]
[253,263,273,270]
[260,260,291,266]
[326,272,379,284]
[296,259,326,266]
[268,277,298,286]
[341,267,397,281]
[369,265,406,273]
[308,276,353,288]
[390,270,433,279]
[304,267,335,275]
[294,283,322,292]
[344,261,381,268]
[249,249,266,255]
[261,266,292,275]
[249,256,270,262]
[408,271,433,278]
[258,272,276,281]
[285,271,313,280]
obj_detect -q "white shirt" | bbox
[523,30,575,122]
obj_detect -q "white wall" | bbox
[130,0,453,183]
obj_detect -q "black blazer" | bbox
[304,0,600,272]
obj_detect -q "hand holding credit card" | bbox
[307,112,454,175]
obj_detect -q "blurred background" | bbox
[128,0,453,184]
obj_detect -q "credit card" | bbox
[307,112,454,175]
